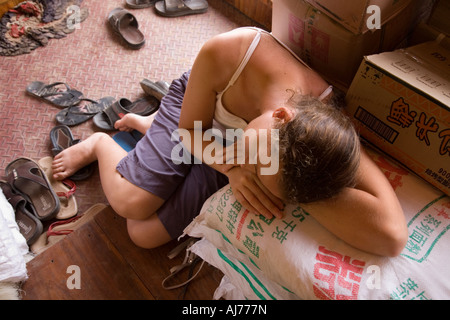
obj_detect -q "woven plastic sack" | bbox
[184,147,450,300]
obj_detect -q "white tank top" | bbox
[214,27,333,131]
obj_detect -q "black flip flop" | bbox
[93,96,159,131]
[26,81,83,108]
[55,96,115,126]
[50,125,94,180]
[0,180,43,245]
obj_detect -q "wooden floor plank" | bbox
[94,206,223,300]
[21,218,155,300]
[21,205,222,300]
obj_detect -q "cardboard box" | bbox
[272,0,381,87]
[305,0,411,34]
[272,0,419,88]
[345,41,450,195]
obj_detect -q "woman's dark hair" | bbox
[275,94,360,204]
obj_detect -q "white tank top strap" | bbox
[245,27,312,71]
[219,29,262,94]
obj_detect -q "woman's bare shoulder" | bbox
[202,29,257,65]
[206,27,258,47]
[192,28,258,90]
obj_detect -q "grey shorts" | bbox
[116,71,229,239]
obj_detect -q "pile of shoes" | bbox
[0,123,99,249]
[0,122,113,249]
[25,79,166,129]
[0,156,77,246]
[0,77,168,248]
[0,0,88,56]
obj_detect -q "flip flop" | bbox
[155,0,208,17]
[30,203,107,255]
[38,157,78,220]
[0,180,43,245]
[126,0,158,9]
[5,157,60,221]
[49,125,94,181]
[26,81,83,108]
[55,96,115,126]
[108,7,145,49]
[140,79,170,101]
[93,96,159,131]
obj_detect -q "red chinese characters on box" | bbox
[313,246,366,300]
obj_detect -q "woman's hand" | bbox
[224,165,284,220]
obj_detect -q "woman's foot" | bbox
[52,133,104,180]
[114,112,156,135]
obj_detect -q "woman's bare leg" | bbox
[51,129,173,248]
[52,132,165,220]
[127,215,172,249]
[52,132,172,248]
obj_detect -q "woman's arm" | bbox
[177,31,244,172]
[177,31,284,219]
[302,148,408,257]
[178,30,249,132]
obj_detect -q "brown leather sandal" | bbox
[107,7,145,49]
[0,180,43,245]
[5,157,60,221]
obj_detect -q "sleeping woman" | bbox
[51,27,407,256]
